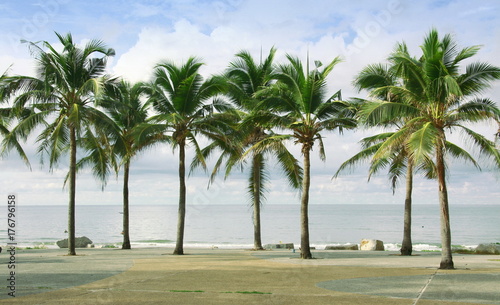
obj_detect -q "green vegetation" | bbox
[334,29,500,268]
[168,290,271,294]
[1,29,498,269]
[22,245,48,250]
[249,55,356,258]
[223,291,272,294]
[1,32,116,256]
[452,249,475,254]
[102,244,118,248]
[99,80,163,250]
[234,291,272,295]
[205,48,302,251]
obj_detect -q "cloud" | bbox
[1,0,499,206]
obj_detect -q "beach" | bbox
[1,247,499,304]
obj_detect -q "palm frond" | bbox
[459,126,500,168]
[247,153,269,206]
[407,122,439,164]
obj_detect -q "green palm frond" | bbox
[450,98,500,124]
[458,62,500,95]
[359,132,394,149]
[274,142,303,189]
[459,126,500,168]
[386,152,407,192]
[444,140,480,170]
[247,153,269,206]
[333,141,383,178]
[243,134,293,159]
[358,100,418,127]
[354,63,397,97]
[0,109,32,168]
[407,122,439,164]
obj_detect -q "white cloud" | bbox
[1,0,499,206]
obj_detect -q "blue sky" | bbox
[0,0,499,206]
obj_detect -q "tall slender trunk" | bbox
[300,147,312,259]
[173,141,186,255]
[436,135,454,269]
[252,154,264,250]
[400,160,413,256]
[68,126,77,256]
[122,160,131,249]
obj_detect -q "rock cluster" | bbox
[360,239,384,251]
[325,244,359,250]
[264,243,294,250]
[475,243,500,255]
[56,236,93,248]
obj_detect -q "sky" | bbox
[0,0,499,207]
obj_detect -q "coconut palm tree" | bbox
[202,48,302,250]
[335,63,429,256]
[96,79,166,249]
[362,29,500,269]
[335,131,416,255]
[250,55,357,259]
[3,32,116,255]
[149,57,234,255]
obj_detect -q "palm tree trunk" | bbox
[437,135,454,269]
[400,160,413,256]
[300,147,312,259]
[174,141,186,255]
[68,126,77,256]
[122,160,131,249]
[252,154,264,250]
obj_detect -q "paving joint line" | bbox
[412,269,438,305]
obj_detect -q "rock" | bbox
[264,243,294,250]
[360,239,384,251]
[57,236,93,248]
[475,243,500,255]
[325,244,359,250]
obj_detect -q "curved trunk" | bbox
[400,160,413,256]
[252,154,264,250]
[68,126,77,256]
[436,136,454,269]
[173,141,186,255]
[122,160,131,249]
[300,147,312,259]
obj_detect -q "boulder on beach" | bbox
[325,244,359,250]
[56,236,93,248]
[475,243,500,255]
[360,239,384,251]
[264,243,294,250]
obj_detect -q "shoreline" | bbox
[1,247,499,304]
[8,241,481,252]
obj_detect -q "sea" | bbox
[1,204,499,251]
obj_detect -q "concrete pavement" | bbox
[1,248,499,304]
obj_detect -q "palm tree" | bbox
[0,71,31,167]
[335,63,429,256]
[3,32,116,255]
[362,29,500,269]
[97,79,164,249]
[203,48,302,250]
[149,57,233,255]
[250,55,357,258]
[335,131,416,255]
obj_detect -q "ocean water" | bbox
[1,204,499,251]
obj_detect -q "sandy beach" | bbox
[1,247,499,304]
